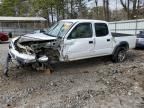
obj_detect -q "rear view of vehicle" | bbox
[136,31,144,48]
[0,32,9,42]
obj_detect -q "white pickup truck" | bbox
[4,19,136,76]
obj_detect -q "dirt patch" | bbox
[0,43,144,108]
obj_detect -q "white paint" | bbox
[23,33,57,40]
[10,19,136,63]
[9,49,36,63]
[62,19,136,61]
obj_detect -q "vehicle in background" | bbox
[136,31,144,48]
[0,32,9,42]
[4,19,136,76]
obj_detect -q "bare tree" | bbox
[120,0,141,19]
[95,0,98,17]
[103,0,110,21]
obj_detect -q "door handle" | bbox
[107,39,110,42]
[89,41,93,44]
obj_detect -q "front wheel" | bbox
[112,47,127,63]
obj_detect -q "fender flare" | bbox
[112,41,129,55]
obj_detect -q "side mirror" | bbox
[40,29,45,33]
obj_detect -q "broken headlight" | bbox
[38,56,48,63]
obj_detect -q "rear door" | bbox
[94,23,113,55]
[63,22,95,61]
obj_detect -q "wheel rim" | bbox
[118,50,126,62]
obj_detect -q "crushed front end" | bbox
[3,21,74,76]
[4,33,61,76]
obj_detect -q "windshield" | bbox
[45,21,73,37]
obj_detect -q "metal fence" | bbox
[0,27,37,36]
[0,17,47,36]
[109,19,144,35]
[0,22,47,36]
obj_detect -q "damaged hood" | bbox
[23,33,57,40]
[14,33,57,43]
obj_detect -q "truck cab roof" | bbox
[61,19,108,24]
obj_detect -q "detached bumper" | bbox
[9,49,36,64]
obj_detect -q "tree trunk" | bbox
[50,5,54,24]
[120,0,141,19]
[66,0,69,19]
[95,0,98,18]
[70,0,74,18]
[106,0,110,21]
[103,0,110,21]
[103,0,106,20]
[127,0,130,19]
[61,0,65,19]
[47,9,50,27]
[78,0,83,18]
[56,5,59,22]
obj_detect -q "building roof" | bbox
[0,16,46,22]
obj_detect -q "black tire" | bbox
[112,47,127,63]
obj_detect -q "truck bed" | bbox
[112,32,134,37]
[112,32,136,49]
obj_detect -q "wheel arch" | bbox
[112,41,129,55]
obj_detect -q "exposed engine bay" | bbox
[4,21,74,76]
[4,34,63,77]
[15,36,61,63]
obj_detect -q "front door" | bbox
[63,23,95,61]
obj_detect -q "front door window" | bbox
[68,23,92,39]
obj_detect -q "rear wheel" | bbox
[112,47,127,63]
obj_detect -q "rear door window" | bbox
[95,23,109,37]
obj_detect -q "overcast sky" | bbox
[86,0,144,10]
[85,0,122,10]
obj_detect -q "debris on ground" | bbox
[0,43,144,107]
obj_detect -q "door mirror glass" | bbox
[68,23,92,39]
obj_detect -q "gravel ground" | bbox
[0,43,144,108]
[0,43,9,65]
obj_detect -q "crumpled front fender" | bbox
[9,49,36,64]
